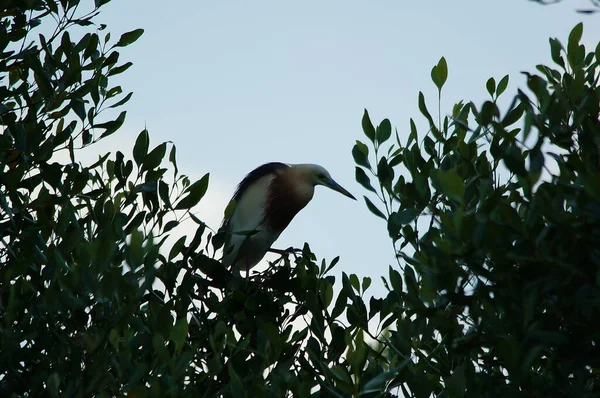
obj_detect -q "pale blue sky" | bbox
[86,0,599,296]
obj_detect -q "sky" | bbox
[77,0,600,298]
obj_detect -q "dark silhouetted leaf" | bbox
[364,196,386,220]
[362,109,376,142]
[115,29,144,47]
[133,129,149,166]
[431,56,448,90]
[355,167,376,193]
[376,119,392,144]
[431,170,465,203]
[175,173,209,210]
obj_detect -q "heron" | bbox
[221,162,356,272]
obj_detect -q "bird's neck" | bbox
[262,169,314,232]
[285,168,315,203]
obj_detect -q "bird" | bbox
[220,162,356,272]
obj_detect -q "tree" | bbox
[351,22,600,396]
[1,1,599,397]
[0,0,203,395]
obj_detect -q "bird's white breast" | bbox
[222,174,281,269]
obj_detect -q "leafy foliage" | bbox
[0,1,199,395]
[1,2,599,397]
[354,22,600,397]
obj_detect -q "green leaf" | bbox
[362,109,376,142]
[115,29,144,47]
[82,130,92,146]
[106,86,123,99]
[133,129,149,166]
[376,119,392,144]
[70,98,86,121]
[568,22,583,51]
[364,196,386,220]
[169,235,186,261]
[341,272,357,300]
[164,220,178,233]
[377,157,392,185]
[446,363,467,397]
[503,102,524,127]
[567,22,583,68]
[171,318,188,352]
[61,31,73,55]
[529,146,544,175]
[431,56,448,90]
[169,145,179,177]
[352,141,371,168]
[478,101,499,125]
[497,75,509,97]
[504,144,527,177]
[407,118,418,147]
[322,283,334,308]
[330,365,352,386]
[431,170,465,204]
[549,37,566,69]
[175,173,209,210]
[331,289,347,319]
[355,167,376,193]
[103,51,119,69]
[108,92,133,109]
[152,334,169,362]
[362,277,372,292]
[47,373,60,398]
[47,0,58,12]
[390,208,418,226]
[158,180,173,209]
[109,329,120,349]
[107,62,133,77]
[486,77,496,97]
[389,266,403,293]
[349,274,360,293]
[361,358,412,394]
[418,92,434,126]
[94,111,126,138]
[142,142,167,172]
[328,325,347,360]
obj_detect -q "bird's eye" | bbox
[317,173,326,180]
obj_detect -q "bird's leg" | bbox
[268,247,303,255]
[268,246,303,262]
[236,235,253,280]
[243,259,259,281]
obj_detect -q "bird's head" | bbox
[292,164,356,200]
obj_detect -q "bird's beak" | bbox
[324,178,357,200]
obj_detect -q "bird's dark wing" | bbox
[221,162,289,229]
[231,162,289,203]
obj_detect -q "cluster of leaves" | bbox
[188,248,389,397]
[0,1,393,396]
[2,1,599,397]
[0,1,206,395]
[353,22,600,397]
